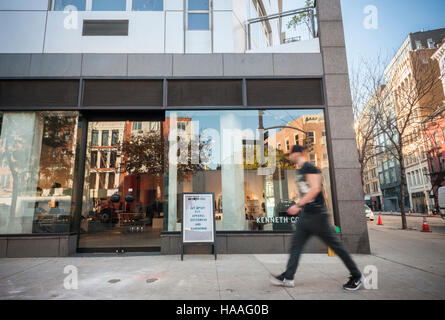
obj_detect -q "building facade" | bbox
[426,40,445,211]
[0,0,370,257]
[382,28,445,213]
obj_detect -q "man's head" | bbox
[289,144,307,165]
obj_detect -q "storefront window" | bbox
[0,111,79,234]
[165,109,333,232]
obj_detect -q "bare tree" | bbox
[351,55,387,188]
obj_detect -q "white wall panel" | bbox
[0,0,48,10]
[165,0,183,11]
[186,31,211,53]
[44,11,164,53]
[213,0,232,11]
[165,11,184,53]
[213,11,233,53]
[0,12,46,53]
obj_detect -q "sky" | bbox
[340,0,445,70]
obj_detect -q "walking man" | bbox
[269,144,365,291]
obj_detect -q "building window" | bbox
[92,0,126,11]
[188,0,210,30]
[91,151,98,168]
[110,151,117,168]
[101,130,109,146]
[89,173,96,188]
[321,130,326,145]
[108,172,115,189]
[132,0,163,11]
[366,184,370,194]
[99,172,107,189]
[132,122,142,131]
[309,152,316,166]
[285,139,290,151]
[177,122,186,131]
[0,112,79,234]
[91,130,99,146]
[307,131,315,145]
[111,130,119,146]
[294,134,299,145]
[100,151,109,168]
[165,109,333,232]
[54,0,86,11]
[427,38,435,49]
[415,40,422,49]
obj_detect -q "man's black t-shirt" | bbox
[296,161,325,209]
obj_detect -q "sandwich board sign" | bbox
[181,192,216,260]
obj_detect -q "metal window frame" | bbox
[186,0,211,31]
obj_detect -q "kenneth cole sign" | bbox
[256,216,299,224]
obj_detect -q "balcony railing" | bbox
[246,6,317,51]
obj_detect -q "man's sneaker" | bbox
[269,273,294,287]
[343,275,364,291]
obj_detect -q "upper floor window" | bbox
[101,130,109,146]
[111,130,119,146]
[54,0,86,11]
[427,38,435,49]
[92,0,126,11]
[189,0,209,10]
[132,122,143,131]
[133,0,163,11]
[91,130,99,146]
[188,0,210,30]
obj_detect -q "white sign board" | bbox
[182,193,215,243]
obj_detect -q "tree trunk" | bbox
[399,155,407,230]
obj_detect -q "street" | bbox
[1,216,444,300]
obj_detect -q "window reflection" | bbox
[165,109,333,232]
[79,121,166,249]
[0,112,79,234]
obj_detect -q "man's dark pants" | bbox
[284,205,362,280]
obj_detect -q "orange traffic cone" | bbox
[430,211,434,217]
[409,210,411,216]
[421,217,432,232]
[377,215,383,225]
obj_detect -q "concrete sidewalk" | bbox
[1,224,445,300]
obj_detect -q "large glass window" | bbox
[0,112,79,234]
[164,109,333,232]
[54,0,86,11]
[188,0,210,30]
[132,0,163,11]
[92,0,126,11]
[189,0,209,10]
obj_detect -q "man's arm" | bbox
[287,173,322,215]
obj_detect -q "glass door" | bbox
[78,120,165,252]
